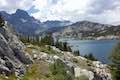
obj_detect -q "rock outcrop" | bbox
[0,21,33,75]
[50,46,112,80]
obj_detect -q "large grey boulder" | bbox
[12,48,33,64]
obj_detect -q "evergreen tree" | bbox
[63,42,68,51]
[0,15,5,27]
[110,42,120,80]
[84,53,97,61]
[74,50,80,56]
[40,35,54,46]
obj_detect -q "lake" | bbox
[60,39,119,64]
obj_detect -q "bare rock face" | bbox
[0,21,33,75]
[12,48,33,64]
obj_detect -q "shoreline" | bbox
[58,38,118,64]
[58,37,119,41]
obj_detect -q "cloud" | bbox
[0,0,120,24]
[100,7,120,25]
[31,0,94,21]
[0,0,33,13]
[31,0,120,25]
[85,0,120,25]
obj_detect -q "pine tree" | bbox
[74,50,80,56]
[0,15,5,27]
[63,42,68,51]
[110,42,120,80]
[84,53,97,61]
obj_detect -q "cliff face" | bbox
[0,21,33,75]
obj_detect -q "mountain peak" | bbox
[16,9,27,13]
[71,20,106,27]
[0,11,8,14]
[0,9,43,35]
[15,9,28,17]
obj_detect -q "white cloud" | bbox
[31,0,94,22]
[101,8,120,25]
[0,0,33,13]
[33,0,49,10]
[0,0,120,25]
[31,0,120,25]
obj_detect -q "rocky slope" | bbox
[0,21,32,76]
[54,21,120,39]
[25,45,112,80]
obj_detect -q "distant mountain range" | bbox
[0,9,43,35]
[54,21,120,39]
[0,9,120,38]
[42,20,72,28]
[0,9,71,35]
[69,21,111,31]
[35,20,72,34]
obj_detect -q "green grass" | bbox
[75,75,89,80]
[21,60,73,80]
[25,44,63,56]
[21,61,52,80]
[0,74,17,80]
[49,60,73,80]
[39,46,63,55]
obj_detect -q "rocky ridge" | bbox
[54,21,120,40]
[0,21,33,77]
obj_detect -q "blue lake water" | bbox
[60,39,119,64]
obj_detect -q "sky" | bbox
[0,0,120,25]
